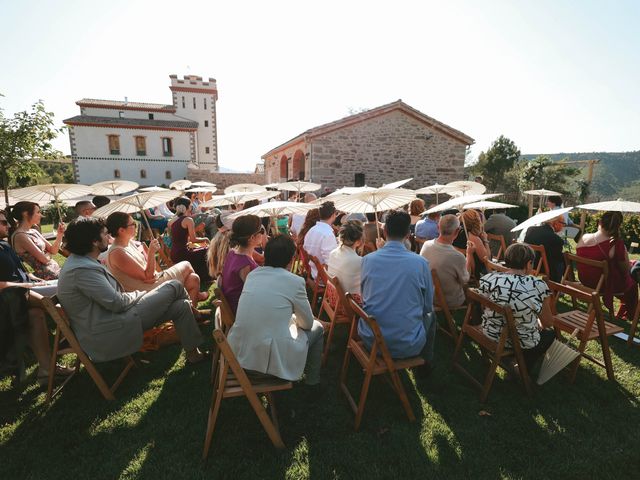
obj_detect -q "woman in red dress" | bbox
[576,211,638,319]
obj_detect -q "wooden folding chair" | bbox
[307,255,327,315]
[40,296,135,402]
[431,269,466,341]
[547,280,623,382]
[451,289,533,402]
[210,287,236,384]
[525,243,550,277]
[484,258,509,273]
[628,299,640,347]
[339,294,424,431]
[486,233,507,261]
[319,276,355,366]
[202,329,292,460]
[157,233,174,269]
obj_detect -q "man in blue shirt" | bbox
[415,209,440,241]
[359,210,435,369]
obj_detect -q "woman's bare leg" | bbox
[185,272,208,305]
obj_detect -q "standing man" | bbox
[303,201,338,278]
[360,210,435,371]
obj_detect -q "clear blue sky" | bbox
[1,0,638,173]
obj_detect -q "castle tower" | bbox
[169,74,218,171]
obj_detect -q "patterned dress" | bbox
[12,229,61,280]
[479,272,550,349]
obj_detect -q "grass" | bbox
[2,231,639,479]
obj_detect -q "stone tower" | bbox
[169,74,218,171]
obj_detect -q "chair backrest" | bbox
[299,247,312,279]
[319,277,340,321]
[214,287,236,330]
[486,233,507,261]
[41,295,73,332]
[333,276,357,320]
[484,258,509,273]
[309,254,329,285]
[546,279,599,313]
[346,293,398,368]
[562,252,608,295]
[526,243,550,276]
[431,269,447,308]
[212,328,257,390]
[464,288,522,349]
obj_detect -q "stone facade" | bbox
[262,100,473,191]
[186,167,265,191]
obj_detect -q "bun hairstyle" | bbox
[338,220,364,247]
[600,211,623,241]
[230,214,262,247]
[174,197,191,216]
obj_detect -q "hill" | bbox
[521,151,640,200]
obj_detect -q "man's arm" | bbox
[74,268,144,313]
[319,233,338,265]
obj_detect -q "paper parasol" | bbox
[10,183,94,221]
[577,199,640,213]
[169,179,192,190]
[224,183,266,194]
[381,178,413,189]
[445,180,486,196]
[537,338,580,385]
[511,207,573,232]
[90,180,139,196]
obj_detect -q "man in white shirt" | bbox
[420,214,474,308]
[303,201,338,278]
[290,193,317,236]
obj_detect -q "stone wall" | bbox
[310,110,466,191]
[187,167,265,190]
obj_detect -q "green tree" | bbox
[518,155,580,199]
[477,135,521,191]
[0,99,63,204]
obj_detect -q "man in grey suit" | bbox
[57,217,206,363]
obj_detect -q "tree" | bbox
[478,135,521,191]
[0,99,63,204]
[518,155,580,199]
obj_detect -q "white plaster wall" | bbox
[174,92,217,170]
[76,158,188,186]
[81,107,179,121]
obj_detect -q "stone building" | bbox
[64,74,219,185]
[261,100,474,190]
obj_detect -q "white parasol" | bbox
[190,181,216,188]
[276,181,321,194]
[445,180,486,196]
[462,201,517,210]
[382,178,413,189]
[312,194,348,205]
[201,190,279,209]
[511,207,573,232]
[139,186,170,192]
[333,188,416,239]
[224,183,266,194]
[0,196,23,209]
[169,179,192,190]
[425,193,503,214]
[10,183,94,221]
[577,198,640,213]
[524,188,561,211]
[332,186,376,195]
[185,187,218,193]
[90,180,139,196]
[415,183,457,204]
[92,190,182,237]
[537,337,580,385]
[228,201,317,220]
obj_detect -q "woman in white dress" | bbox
[327,220,364,298]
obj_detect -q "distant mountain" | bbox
[521,151,640,200]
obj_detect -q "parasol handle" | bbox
[139,207,156,240]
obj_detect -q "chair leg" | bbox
[110,357,136,394]
[389,371,416,422]
[322,319,337,366]
[569,338,588,384]
[266,392,280,432]
[46,330,62,404]
[202,384,224,460]
[353,367,374,431]
[628,301,640,346]
[479,357,500,403]
[245,390,285,449]
[210,347,220,385]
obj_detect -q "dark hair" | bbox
[365,212,377,222]
[174,197,191,216]
[106,211,131,237]
[93,195,111,208]
[230,214,262,247]
[547,196,563,208]
[296,208,320,247]
[243,199,259,209]
[318,201,336,220]
[264,235,296,268]
[338,220,363,247]
[504,243,535,270]
[600,211,623,241]
[64,217,106,255]
[384,210,411,239]
[10,201,39,224]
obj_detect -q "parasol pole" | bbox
[138,206,156,239]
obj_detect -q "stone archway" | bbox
[292,149,305,180]
[279,155,288,180]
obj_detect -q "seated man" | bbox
[415,209,440,241]
[420,214,473,308]
[75,200,96,219]
[523,215,566,282]
[360,210,435,368]
[227,235,324,385]
[483,208,517,258]
[57,217,206,363]
[303,201,338,278]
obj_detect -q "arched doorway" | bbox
[292,150,305,180]
[279,155,288,180]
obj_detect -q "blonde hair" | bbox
[207,230,231,278]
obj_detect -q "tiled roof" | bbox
[77,98,176,111]
[63,115,198,130]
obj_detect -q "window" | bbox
[148,113,154,120]
[193,97,196,109]
[140,169,147,179]
[162,137,173,157]
[108,135,120,155]
[114,169,121,178]
[165,170,172,180]
[203,98,207,109]
[204,120,209,127]
[118,111,124,118]
[355,173,365,187]
[135,136,146,156]
[205,147,210,154]
[181,96,185,108]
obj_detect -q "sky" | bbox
[1,0,639,173]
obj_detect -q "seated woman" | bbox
[144,207,169,233]
[576,211,638,319]
[168,197,211,283]
[0,209,71,385]
[207,213,233,280]
[409,198,425,234]
[104,212,208,306]
[227,235,324,385]
[220,215,264,314]
[10,201,65,280]
[296,209,320,250]
[328,221,363,300]
[453,209,489,281]
[479,243,555,374]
